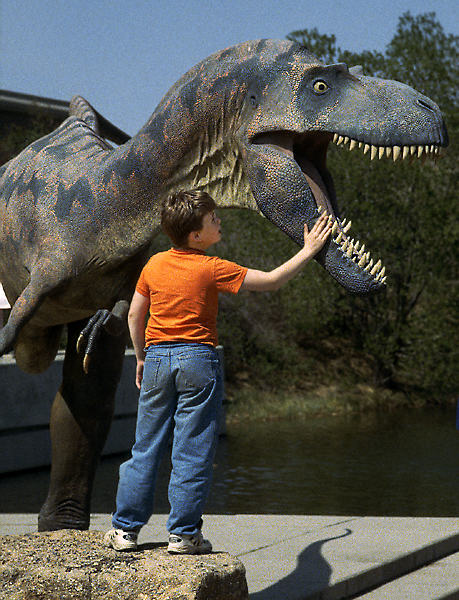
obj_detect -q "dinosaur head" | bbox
[146,39,448,294]
[231,40,448,294]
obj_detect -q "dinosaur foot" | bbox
[38,499,90,531]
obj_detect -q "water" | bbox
[1,407,458,517]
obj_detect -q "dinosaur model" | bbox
[0,39,448,530]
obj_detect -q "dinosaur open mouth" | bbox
[250,129,440,288]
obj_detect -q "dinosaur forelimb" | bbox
[76,300,129,373]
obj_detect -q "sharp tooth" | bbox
[337,135,344,145]
[381,276,387,284]
[393,146,401,161]
[318,206,324,214]
[378,147,385,159]
[359,244,365,255]
[358,141,363,148]
[342,239,349,251]
[331,221,338,235]
[363,143,370,155]
[378,266,386,279]
[386,147,392,158]
[349,140,357,151]
[370,145,378,160]
[430,145,435,154]
[341,218,347,226]
[333,133,339,143]
[410,145,417,155]
[425,145,430,154]
[364,259,374,272]
[346,242,354,257]
[336,231,343,243]
[343,136,350,145]
[343,221,352,233]
[402,146,409,159]
[371,259,382,275]
[358,254,366,267]
[434,146,440,154]
[354,240,360,251]
[417,146,424,158]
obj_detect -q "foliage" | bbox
[218,12,458,404]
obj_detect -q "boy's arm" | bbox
[128,291,150,389]
[241,213,332,292]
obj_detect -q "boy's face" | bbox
[190,210,221,249]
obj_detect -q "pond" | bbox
[1,406,458,517]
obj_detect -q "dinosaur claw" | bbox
[76,333,85,354]
[83,354,91,374]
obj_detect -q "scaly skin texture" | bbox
[0,39,448,530]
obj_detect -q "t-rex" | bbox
[0,39,448,531]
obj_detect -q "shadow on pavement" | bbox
[249,528,352,600]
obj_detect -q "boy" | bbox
[104,190,331,554]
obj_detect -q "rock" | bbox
[0,530,248,599]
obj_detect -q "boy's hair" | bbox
[161,190,216,247]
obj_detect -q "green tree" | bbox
[286,13,458,399]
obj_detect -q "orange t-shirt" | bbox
[136,248,248,347]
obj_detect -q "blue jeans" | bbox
[112,343,223,536]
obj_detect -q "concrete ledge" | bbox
[0,346,226,474]
[1,514,457,599]
[0,351,139,473]
[0,529,248,600]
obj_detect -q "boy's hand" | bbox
[303,213,332,255]
[135,359,144,390]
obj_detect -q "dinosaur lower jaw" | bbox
[250,131,387,290]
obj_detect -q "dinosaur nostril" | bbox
[417,98,436,112]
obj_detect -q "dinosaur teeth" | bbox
[364,259,374,272]
[370,259,382,275]
[332,134,442,162]
[329,217,387,281]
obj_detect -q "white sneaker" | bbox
[104,528,138,551]
[167,531,212,554]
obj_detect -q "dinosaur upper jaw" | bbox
[247,129,444,294]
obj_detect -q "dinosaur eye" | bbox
[249,94,258,108]
[313,80,329,94]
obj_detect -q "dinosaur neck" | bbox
[107,74,258,215]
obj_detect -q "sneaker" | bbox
[167,531,212,554]
[104,528,138,551]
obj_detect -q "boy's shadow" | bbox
[249,528,352,600]
[136,542,168,551]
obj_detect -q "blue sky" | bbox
[1,0,457,135]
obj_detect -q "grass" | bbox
[224,381,455,424]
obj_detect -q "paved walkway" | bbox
[1,514,458,599]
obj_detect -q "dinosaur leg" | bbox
[14,323,64,374]
[38,317,127,531]
[0,279,48,356]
